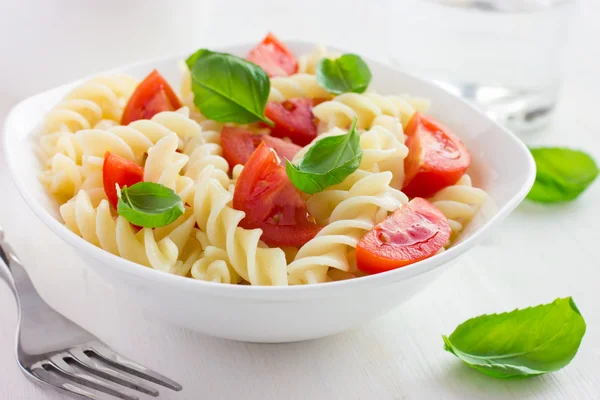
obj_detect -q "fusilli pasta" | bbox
[42,75,139,134]
[75,108,199,164]
[288,170,407,284]
[40,40,490,287]
[193,166,288,286]
[428,174,488,239]
[297,44,340,75]
[61,190,198,274]
[269,73,332,102]
[313,92,431,132]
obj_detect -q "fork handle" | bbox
[0,227,19,299]
[0,227,45,310]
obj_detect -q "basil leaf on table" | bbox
[316,54,372,95]
[528,147,598,203]
[443,297,586,379]
[117,182,184,228]
[286,118,362,194]
[186,49,273,126]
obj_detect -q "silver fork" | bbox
[0,227,183,399]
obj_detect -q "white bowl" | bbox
[3,41,535,343]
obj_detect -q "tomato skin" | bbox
[221,127,301,169]
[356,198,450,274]
[121,70,182,125]
[265,98,319,146]
[103,152,144,208]
[402,113,471,198]
[246,33,298,77]
[233,143,321,247]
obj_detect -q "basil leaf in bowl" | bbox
[186,49,273,126]
[316,54,372,95]
[117,182,184,228]
[286,118,362,194]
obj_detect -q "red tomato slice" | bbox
[402,113,471,198]
[233,142,321,247]
[103,152,144,208]
[356,198,450,274]
[121,70,182,125]
[265,98,320,146]
[221,127,301,169]
[246,33,298,77]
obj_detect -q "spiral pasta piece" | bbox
[293,124,408,190]
[288,171,407,284]
[39,131,82,165]
[268,73,333,102]
[191,245,241,284]
[193,166,288,286]
[42,75,139,134]
[75,108,200,164]
[359,125,408,189]
[143,134,194,203]
[179,61,195,112]
[428,174,488,238]
[39,153,83,200]
[182,132,230,188]
[313,92,430,131]
[61,190,197,274]
[297,44,340,75]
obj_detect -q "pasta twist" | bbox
[75,108,200,164]
[179,60,195,112]
[193,166,288,286]
[39,153,83,200]
[297,44,340,75]
[313,92,430,131]
[287,171,407,284]
[144,134,195,203]
[293,124,408,190]
[39,131,82,165]
[190,245,241,284]
[268,73,332,102]
[359,124,408,189]
[428,174,488,238]
[60,191,197,274]
[182,130,230,189]
[42,75,139,134]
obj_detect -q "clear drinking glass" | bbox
[389,0,576,133]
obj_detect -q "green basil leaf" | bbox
[286,118,362,194]
[443,297,586,379]
[316,54,372,95]
[185,48,213,70]
[187,49,273,126]
[527,147,598,203]
[117,182,184,228]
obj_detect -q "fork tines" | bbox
[28,341,182,400]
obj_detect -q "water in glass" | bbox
[388,0,576,133]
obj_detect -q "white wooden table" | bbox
[0,1,598,399]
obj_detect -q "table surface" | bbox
[1,1,598,399]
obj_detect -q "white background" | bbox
[0,0,599,399]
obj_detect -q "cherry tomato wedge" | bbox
[265,98,320,146]
[402,113,471,198]
[356,198,450,274]
[103,152,144,208]
[121,70,182,125]
[246,33,298,77]
[221,127,301,169]
[233,142,321,247]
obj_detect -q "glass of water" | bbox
[389,0,576,133]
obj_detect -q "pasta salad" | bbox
[38,33,488,286]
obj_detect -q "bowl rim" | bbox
[3,39,537,299]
